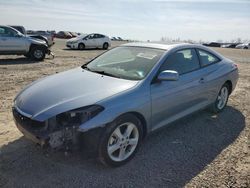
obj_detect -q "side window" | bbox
[0,27,16,37]
[160,49,200,75]
[197,49,220,67]
[0,27,5,37]
[88,34,94,39]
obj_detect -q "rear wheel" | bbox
[211,83,229,113]
[98,114,143,167]
[78,43,85,50]
[103,43,109,50]
[31,47,46,61]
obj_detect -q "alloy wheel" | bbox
[107,122,139,162]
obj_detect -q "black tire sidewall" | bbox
[98,114,143,167]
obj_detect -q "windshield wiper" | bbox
[82,65,120,78]
[81,64,91,71]
[90,70,121,78]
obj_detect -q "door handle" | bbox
[199,78,205,83]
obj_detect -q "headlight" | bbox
[56,105,104,126]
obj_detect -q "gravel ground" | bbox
[0,39,249,187]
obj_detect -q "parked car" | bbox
[66,33,111,50]
[221,43,241,48]
[56,31,72,39]
[13,43,238,166]
[0,25,50,61]
[203,42,221,47]
[111,37,118,41]
[69,32,78,38]
[9,26,55,47]
[235,43,250,49]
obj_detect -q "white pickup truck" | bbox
[0,25,51,61]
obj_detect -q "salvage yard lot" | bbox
[0,39,249,187]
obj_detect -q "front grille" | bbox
[12,108,45,132]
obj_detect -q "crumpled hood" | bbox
[15,67,138,121]
[27,36,47,45]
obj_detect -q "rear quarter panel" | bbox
[203,59,238,103]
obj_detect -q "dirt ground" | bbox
[0,39,249,187]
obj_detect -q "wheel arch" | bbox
[225,80,233,95]
[29,43,47,53]
[121,111,148,139]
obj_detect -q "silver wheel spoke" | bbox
[124,124,134,138]
[108,143,120,154]
[129,138,138,146]
[118,148,126,160]
[114,128,123,139]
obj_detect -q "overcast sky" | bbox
[0,0,250,41]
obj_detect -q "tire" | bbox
[243,47,248,49]
[98,114,143,167]
[78,43,85,50]
[103,43,109,50]
[210,83,230,113]
[31,47,46,61]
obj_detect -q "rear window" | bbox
[197,49,220,67]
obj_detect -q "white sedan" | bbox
[66,33,111,50]
[235,43,250,49]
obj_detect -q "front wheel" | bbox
[78,43,85,50]
[98,114,143,167]
[31,47,46,61]
[211,83,229,113]
[103,43,109,50]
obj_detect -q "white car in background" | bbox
[66,33,111,50]
[235,43,250,49]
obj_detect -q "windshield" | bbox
[84,46,165,80]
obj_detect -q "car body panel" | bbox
[15,67,139,121]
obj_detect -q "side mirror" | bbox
[157,70,179,81]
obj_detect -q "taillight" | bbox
[232,63,238,69]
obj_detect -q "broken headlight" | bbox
[56,105,104,126]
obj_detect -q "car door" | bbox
[95,34,106,48]
[0,26,27,52]
[196,48,223,102]
[150,48,209,131]
[84,34,97,48]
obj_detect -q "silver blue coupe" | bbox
[13,43,239,166]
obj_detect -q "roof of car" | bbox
[122,42,199,50]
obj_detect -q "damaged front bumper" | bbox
[12,107,79,149]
